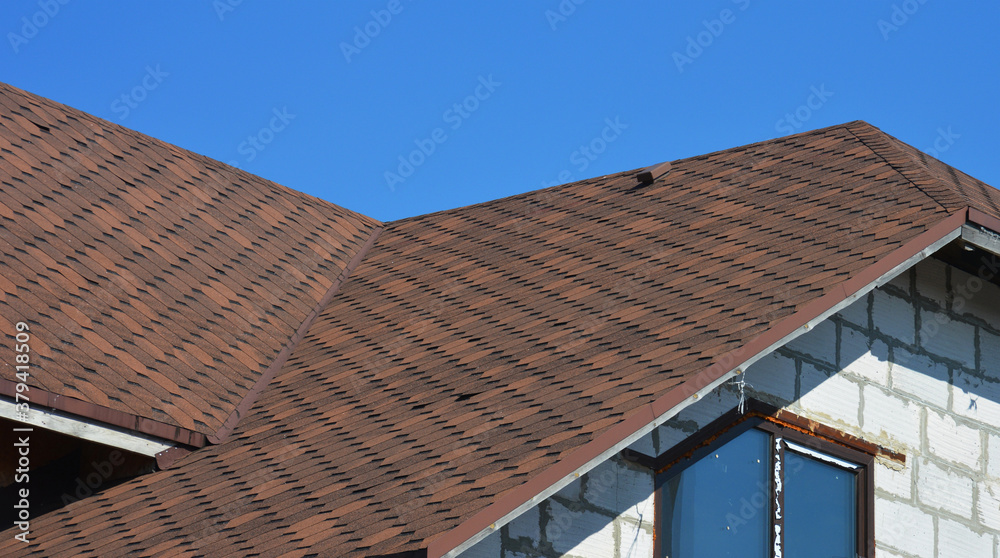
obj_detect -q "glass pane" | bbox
[784,449,856,558]
[661,428,769,558]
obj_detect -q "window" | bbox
[649,406,875,558]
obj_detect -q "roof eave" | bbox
[0,379,207,447]
[0,395,176,456]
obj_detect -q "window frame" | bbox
[642,401,879,558]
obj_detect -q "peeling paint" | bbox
[876,454,906,472]
[773,437,783,558]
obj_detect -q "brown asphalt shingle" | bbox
[2,82,1000,557]
[0,82,380,441]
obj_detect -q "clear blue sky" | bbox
[2,1,998,222]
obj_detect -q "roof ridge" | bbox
[388,121,868,226]
[0,81,379,228]
[873,124,1000,217]
[842,121,968,212]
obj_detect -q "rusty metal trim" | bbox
[760,404,905,463]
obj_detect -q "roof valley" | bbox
[206,225,385,446]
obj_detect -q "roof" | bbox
[0,82,379,446]
[2,82,1000,557]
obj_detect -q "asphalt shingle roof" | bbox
[1,82,999,556]
[0,82,379,444]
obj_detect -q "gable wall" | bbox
[461,256,1000,558]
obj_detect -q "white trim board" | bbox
[0,396,174,456]
[963,224,1000,256]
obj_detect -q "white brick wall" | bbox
[914,257,947,306]
[876,548,912,558]
[984,330,1000,376]
[874,289,916,345]
[920,309,977,369]
[875,456,912,499]
[749,351,797,402]
[843,331,890,386]
[836,290,870,327]
[875,497,935,556]
[546,500,617,558]
[918,458,974,518]
[798,362,861,427]
[952,266,1000,331]
[989,433,1000,480]
[785,318,837,365]
[618,519,654,558]
[508,505,540,542]
[891,349,950,409]
[462,530,502,558]
[952,370,1000,426]
[462,453,656,558]
[926,411,981,470]
[978,479,1000,531]
[460,257,1000,557]
[863,384,921,451]
[938,517,993,558]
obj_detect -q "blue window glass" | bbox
[661,428,770,558]
[785,449,857,558]
[658,425,862,558]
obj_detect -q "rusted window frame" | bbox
[639,400,879,558]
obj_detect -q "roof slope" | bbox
[6,119,999,557]
[0,82,380,443]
